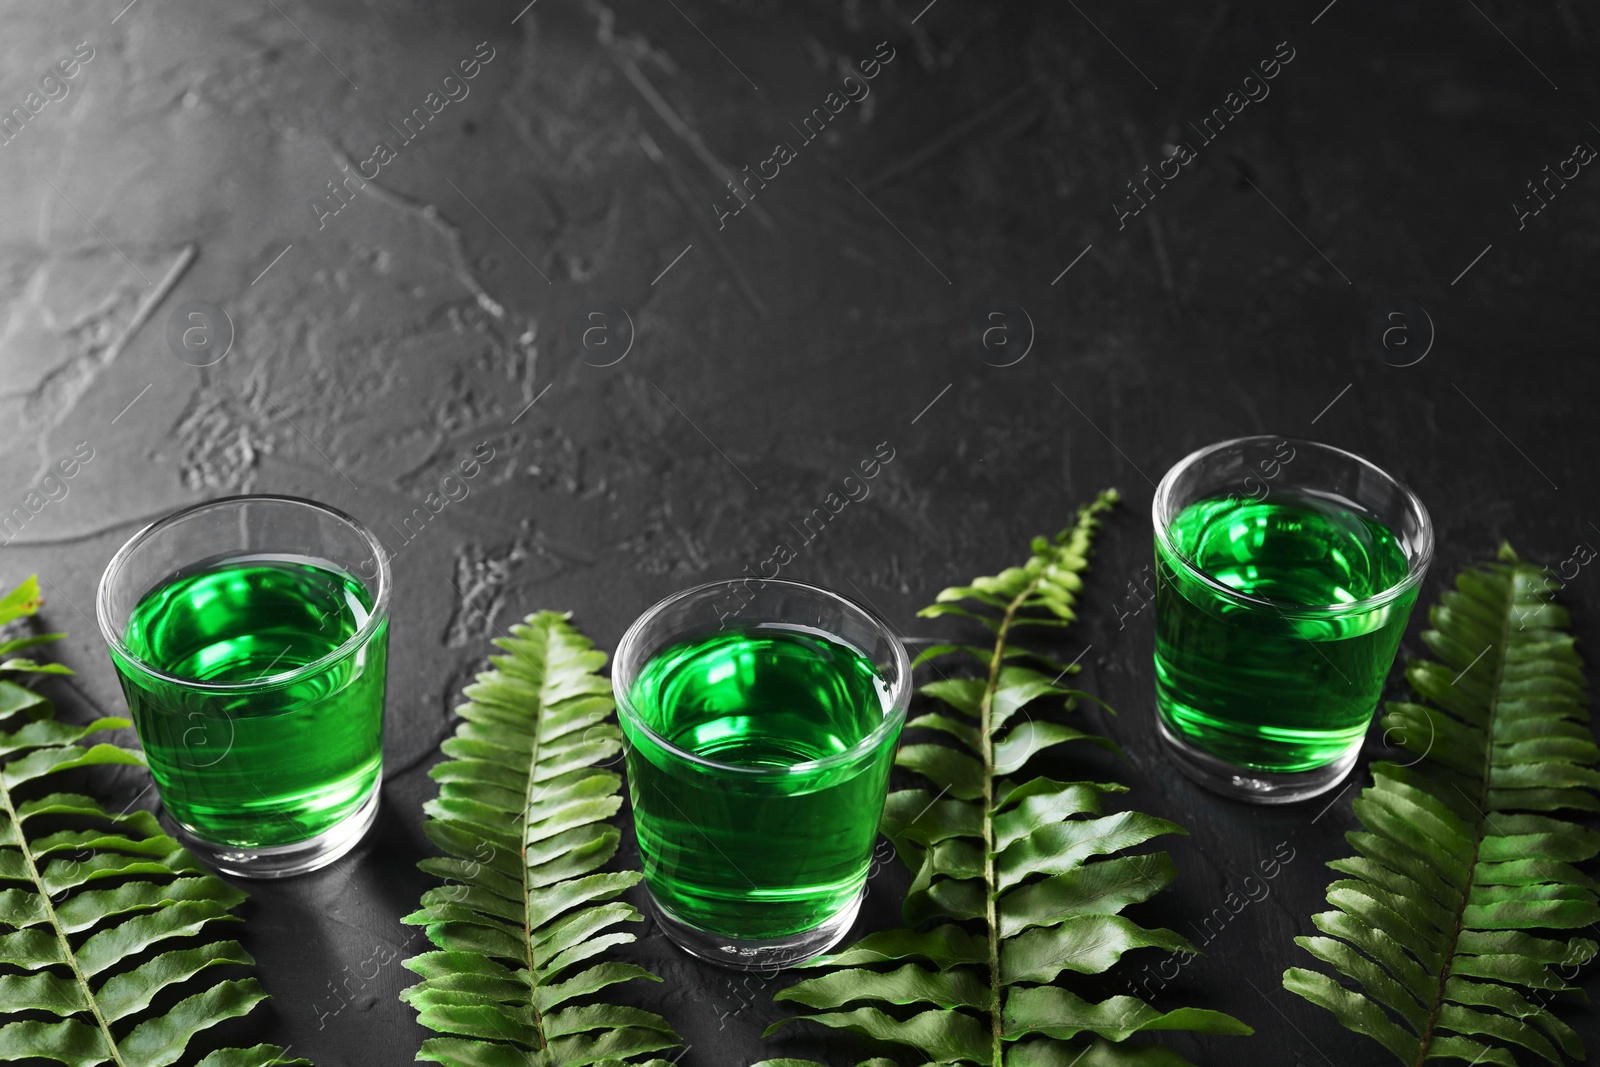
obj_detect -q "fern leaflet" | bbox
[763,491,1252,1066]
[1285,546,1600,1065]
[400,610,682,1066]
[0,576,305,1067]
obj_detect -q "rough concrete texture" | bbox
[2,0,1598,1063]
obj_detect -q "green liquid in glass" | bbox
[1154,491,1417,773]
[116,556,386,848]
[623,627,898,940]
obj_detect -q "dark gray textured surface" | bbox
[4,0,1599,1063]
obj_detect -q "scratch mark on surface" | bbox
[588,0,779,234]
[16,242,196,487]
[862,85,1032,192]
[338,146,540,410]
[638,132,770,319]
[335,148,505,320]
[106,242,197,366]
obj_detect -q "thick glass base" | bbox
[648,887,863,972]
[1156,718,1359,805]
[165,785,381,879]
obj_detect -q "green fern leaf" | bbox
[0,577,46,627]
[400,611,682,1066]
[768,492,1252,1066]
[1285,545,1599,1064]
[0,577,304,1067]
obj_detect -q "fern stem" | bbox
[974,494,1114,1067]
[979,588,1023,1067]
[1408,573,1511,1066]
[0,781,129,1067]
[518,627,553,1052]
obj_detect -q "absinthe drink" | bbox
[622,626,898,939]
[115,556,385,847]
[1154,490,1415,773]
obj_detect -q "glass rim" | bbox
[95,494,392,692]
[612,576,912,778]
[1151,435,1435,616]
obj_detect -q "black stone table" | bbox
[4,1,1598,1063]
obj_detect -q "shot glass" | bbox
[614,578,911,970]
[1152,437,1433,803]
[97,495,390,877]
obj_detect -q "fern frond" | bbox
[400,611,682,1067]
[767,492,1252,1065]
[1285,545,1599,1065]
[0,577,304,1067]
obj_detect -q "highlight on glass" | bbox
[97,495,390,878]
[1151,436,1433,804]
[613,578,911,971]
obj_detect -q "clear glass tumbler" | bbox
[97,495,390,877]
[1152,436,1433,803]
[614,577,911,970]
